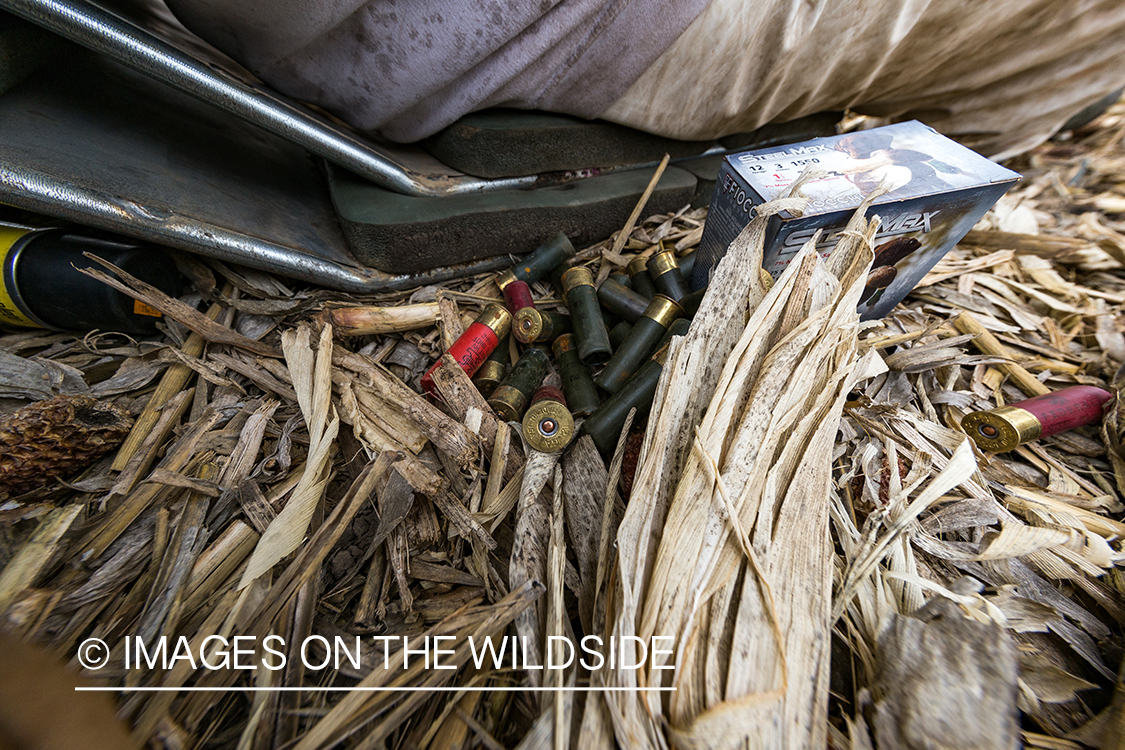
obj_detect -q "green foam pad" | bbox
[329,164,697,274]
[423,109,714,179]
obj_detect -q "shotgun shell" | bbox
[595,295,682,394]
[609,271,632,289]
[627,256,657,299]
[471,343,510,398]
[503,279,536,314]
[487,346,550,422]
[562,266,612,366]
[647,250,689,302]
[496,232,576,290]
[504,279,542,344]
[582,344,670,456]
[608,321,633,350]
[961,385,1113,452]
[678,250,696,280]
[531,310,572,343]
[679,288,705,318]
[598,276,650,323]
[553,334,601,417]
[513,308,544,344]
[522,385,575,453]
[421,304,511,396]
[658,317,691,348]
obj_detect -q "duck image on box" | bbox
[693,121,1020,319]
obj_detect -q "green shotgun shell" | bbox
[534,310,572,343]
[522,385,575,453]
[598,276,650,324]
[627,256,656,299]
[647,250,689,302]
[608,321,633,350]
[513,307,543,344]
[582,344,670,456]
[562,266,612,366]
[594,295,682,394]
[678,250,696,280]
[487,346,550,422]
[553,333,601,417]
[679,288,705,318]
[658,317,691,349]
[496,232,576,290]
[472,342,510,398]
[609,271,632,289]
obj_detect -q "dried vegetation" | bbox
[1,103,1125,749]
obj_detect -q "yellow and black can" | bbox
[0,226,181,333]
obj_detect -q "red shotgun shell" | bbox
[421,304,512,397]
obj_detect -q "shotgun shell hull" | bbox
[609,272,632,289]
[533,310,572,343]
[595,295,682,394]
[522,385,575,453]
[598,277,650,323]
[504,279,541,344]
[608,321,633,351]
[582,346,669,456]
[648,250,689,302]
[679,288,705,318]
[487,347,550,422]
[962,385,1113,452]
[471,343,510,398]
[627,256,657,299]
[678,250,696,280]
[562,266,612,366]
[553,333,601,417]
[658,317,691,348]
[421,304,511,396]
[497,232,576,289]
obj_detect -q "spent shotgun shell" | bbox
[657,317,691,349]
[582,344,670,456]
[608,321,633,350]
[496,232,576,290]
[627,256,657,299]
[530,310,572,343]
[679,288,705,318]
[501,279,541,344]
[421,304,511,397]
[594,294,682,394]
[553,333,601,417]
[471,343,510,398]
[522,385,575,453]
[487,346,550,422]
[678,250,696,280]
[647,249,689,302]
[561,266,612,366]
[609,271,632,289]
[961,385,1113,452]
[598,276,650,323]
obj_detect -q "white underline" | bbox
[75,686,676,693]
